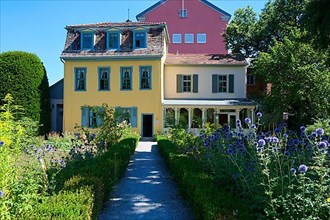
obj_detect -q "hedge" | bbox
[157,136,250,220]
[0,51,50,134]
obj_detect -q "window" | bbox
[247,74,256,85]
[183,75,192,92]
[107,32,120,49]
[185,34,194,43]
[140,66,152,90]
[172,34,182,44]
[177,74,198,93]
[197,33,206,43]
[134,31,147,48]
[98,67,110,91]
[121,67,132,90]
[81,107,103,128]
[212,74,234,93]
[75,68,87,91]
[81,32,94,49]
[179,9,187,18]
[115,107,138,127]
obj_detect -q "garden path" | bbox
[98,141,194,220]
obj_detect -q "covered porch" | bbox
[162,100,257,132]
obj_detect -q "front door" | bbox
[142,114,153,137]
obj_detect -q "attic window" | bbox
[81,32,94,50]
[179,9,187,18]
[107,32,120,49]
[134,31,147,49]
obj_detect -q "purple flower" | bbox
[299,164,308,173]
[290,168,296,174]
[311,132,318,138]
[244,118,252,124]
[0,141,4,147]
[251,124,256,129]
[283,133,288,139]
[272,137,279,144]
[258,139,266,147]
[284,150,290,157]
[318,141,327,148]
[256,112,262,118]
[257,147,263,153]
[300,126,306,132]
[316,128,325,136]
[273,147,278,152]
[274,128,281,133]
[226,149,233,155]
[0,190,3,197]
[253,142,258,147]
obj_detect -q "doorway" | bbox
[142,114,153,137]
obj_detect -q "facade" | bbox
[61,22,168,137]
[136,0,230,54]
[60,21,256,136]
[50,79,64,132]
[163,53,256,131]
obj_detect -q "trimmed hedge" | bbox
[0,51,50,134]
[157,136,250,220]
[24,135,139,219]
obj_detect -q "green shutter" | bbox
[81,107,89,127]
[131,107,138,127]
[229,74,234,93]
[193,74,198,93]
[212,74,218,93]
[177,74,183,93]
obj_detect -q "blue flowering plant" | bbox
[172,112,330,219]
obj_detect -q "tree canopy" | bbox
[224,0,330,127]
[0,51,50,134]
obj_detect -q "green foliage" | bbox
[223,6,258,58]
[255,38,330,127]
[302,0,330,50]
[157,136,250,219]
[0,51,50,134]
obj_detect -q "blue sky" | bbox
[0,0,268,85]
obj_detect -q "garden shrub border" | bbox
[157,136,250,220]
[25,135,139,219]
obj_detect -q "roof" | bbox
[162,99,256,107]
[61,21,168,59]
[165,53,248,66]
[136,0,231,21]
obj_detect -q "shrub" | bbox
[0,51,50,134]
[157,136,250,219]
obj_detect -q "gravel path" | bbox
[98,141,194,220]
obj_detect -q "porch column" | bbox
[174,108,179,125]
[251,108,255,124]
[188,108,192,130]
[201,108,206,128]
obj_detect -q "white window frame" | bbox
[197,33,206,43]
[172,34,182,44]
[185,34,194,44]
[182,75,192,92]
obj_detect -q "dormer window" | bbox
[81,31,94,50]
[179,9,187,18]
[134,31,147,49]
[107,32,120,50]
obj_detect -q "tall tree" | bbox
[223,6,258,57]
[0,51,51,134]
[255,37,330,127]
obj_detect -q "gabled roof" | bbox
[136,0,231,21]
[61,21,168,60]
[165,53,247,66]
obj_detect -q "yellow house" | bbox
[60,22,168,137]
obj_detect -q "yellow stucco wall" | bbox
[63,58,163,136]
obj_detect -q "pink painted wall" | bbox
[140,0,229,54]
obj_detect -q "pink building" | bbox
[136,0,231,54]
